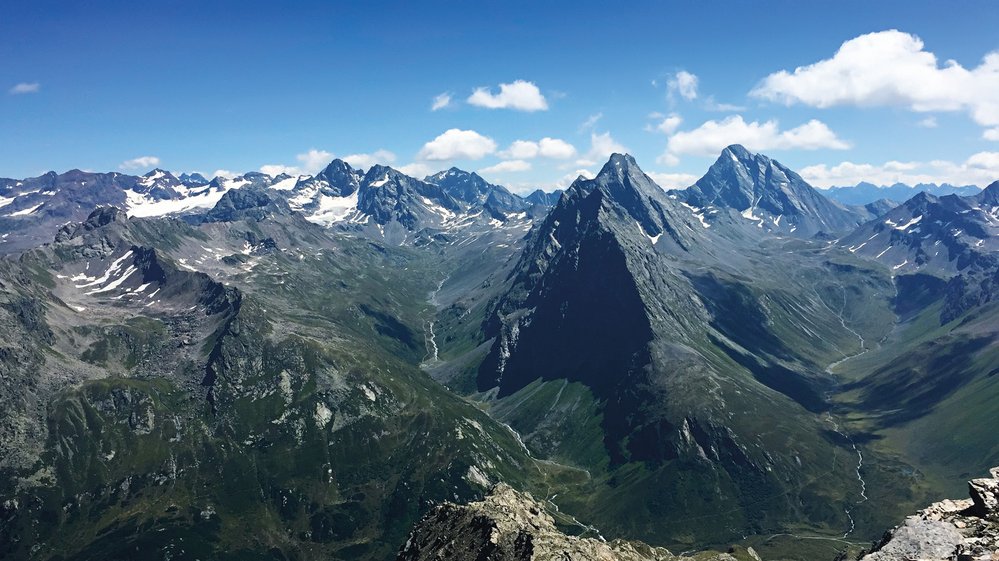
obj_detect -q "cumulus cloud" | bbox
[342,149,396,171]
[259,164,298,176]
[467,80,548,111]
[259,148,392,177]
[431,92,452,111]
[418,128,497,161]
[751,30,999,138]
[800,152,999,188]
[577,131,627,166]
[647,172,698,189]
[479,160,532,174]
[212,169,238,179]
[648,113,683,135]
[668,71,698,101]
[554,168,597,189]
[295,149,334,174]
[119,156,161,170]
[499,137,576,160]
[9,82,40,95]
[397,162,434,178]
[660,115,849,163]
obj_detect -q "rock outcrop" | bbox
[396,483,741,561]
[861,467,999,560]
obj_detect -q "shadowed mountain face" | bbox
[468,153,897,547]
[0,149,998,561]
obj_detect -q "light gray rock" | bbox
[862,467,999,561]
[861,519,962,560]
[970,477,999,516]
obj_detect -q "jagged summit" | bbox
[677,144,871,236]
[840,181,999,275]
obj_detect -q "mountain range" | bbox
[1,145,998,561]
[823,181,983,207]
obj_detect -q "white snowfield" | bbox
[125,177,249,218]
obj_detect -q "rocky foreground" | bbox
[860,467,999,560]
[396,483,753,561]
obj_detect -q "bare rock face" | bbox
[861,467,999,561]
[397,483,738,561]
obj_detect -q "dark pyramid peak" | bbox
[549,154,698,252]
[578,153,659,198]
[289,158,362,198]
[317,158,360,184]
[570,153,671,219]
[320,158,355,175]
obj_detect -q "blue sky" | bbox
[3,0,999,192]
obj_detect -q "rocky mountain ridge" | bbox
[859,467,999,561]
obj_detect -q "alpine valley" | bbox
[2,146,998,561]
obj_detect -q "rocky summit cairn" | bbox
[396,483,743,561]
[861,467,999,560]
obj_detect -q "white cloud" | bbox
[703,96,746,112]
[578,112,603,132]
[501,140,540,160]
[479,160,532,174]
[212,169,238,179]
[668,71,699,101]
[751,30,999,135]
[467,80,548,111]
[397,162,433,178]
[259,164,298,176]
[119,156,160,170]
[800,152,999,188]
[431,92,452,111]
[417,128,497,161]
[661,115,850,163]
[647,172,698,189]
[648,113,683,135]
[260,149,331,176]
[342,149,396,171]
[984,128,999,141]
[9,82,40,95]
[554,168,596,189]
[538,137,576,159]
[917,116,938,128]
[582,131,627,165]
[499,137,576,160]
[296,149,334,174]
